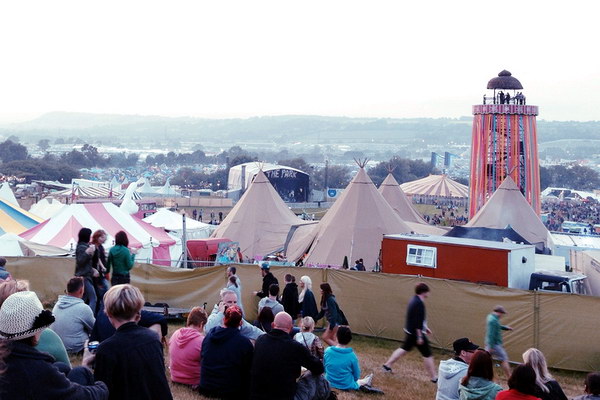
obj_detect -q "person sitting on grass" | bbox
[574,372,600,400]
[523,348,567,400]
[496,364,541,400]
[458,349,502,400]
[436,337,480,400]
[0,279,71,366]
[50,277,95,354]
[204,288,264,341]
[258,283,284,316]
[169,306,207,388]
[249,311,325,400]
[0,291,108,399]
[293,316,324,361]
[90,284,173,400]
[253,306,274,333]
[324,325,374,391]
[200,305,254,400]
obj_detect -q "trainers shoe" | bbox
[431,378,438,384]
[381,365,393,373]
[364,373,374,387]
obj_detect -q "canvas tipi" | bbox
[466,176,552,250]
[211,169,311,259]
[302,167,414,269]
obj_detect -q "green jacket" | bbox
[107,245,135,275]
[485,313,509,347]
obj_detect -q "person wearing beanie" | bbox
[199,305,254,399]
[0,291,108,399]
[485,305,514,378]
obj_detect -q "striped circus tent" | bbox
[54,185,123,199]
[19,202,181,266]
[400,174,469,198]
[0,198,44,235]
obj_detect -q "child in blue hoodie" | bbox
[324,326,373,390]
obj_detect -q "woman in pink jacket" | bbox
[169,307,207,387]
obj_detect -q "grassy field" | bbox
[73,322,587,400]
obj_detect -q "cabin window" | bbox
[406,245,437,268]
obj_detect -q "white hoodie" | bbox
[436,357,468,400]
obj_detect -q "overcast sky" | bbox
[0,1,598,122]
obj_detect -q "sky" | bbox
[1,1,599,122]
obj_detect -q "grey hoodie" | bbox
[459,377,502,400]
[436,357,468,400]
[51,295,95,353]
[258,297,284,316]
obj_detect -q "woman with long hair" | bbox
[316,283,345,346]
[91,230,110,315]
[75,227,98,313]
[459,349,502,400]
[106,231,137,285]
[298,276,318,321]
[523,348,567,400]
[496,364,540,400]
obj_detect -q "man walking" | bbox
[436,338,479,400]
[253,263,278,299]
[485,305,513,378]
[382,282,437,382]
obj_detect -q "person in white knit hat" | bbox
[0,291,108,400]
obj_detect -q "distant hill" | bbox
[0,112,598,145]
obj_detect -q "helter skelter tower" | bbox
[468,70,541,218]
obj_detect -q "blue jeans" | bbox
[82,278,97,315]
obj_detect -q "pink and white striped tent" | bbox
[19,202,181,266]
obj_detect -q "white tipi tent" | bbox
[302,167,414,269]
[211,169,311,259]
[0,183,19,207]
[466,176,553,250]
[379,173,427,224]
[378,174,446,235]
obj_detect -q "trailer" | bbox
[381,234,536,289]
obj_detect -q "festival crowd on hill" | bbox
[0,228,599,399]
[542,200,600,233]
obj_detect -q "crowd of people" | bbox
[1,242,599,399]
[542,200,600,233]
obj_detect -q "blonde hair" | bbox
[0,280,29,307]
[104,284,144,322]
[301,316,315,331]
[523,348,552,393]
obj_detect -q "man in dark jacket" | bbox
[281,274,299,318]
[250,311,324,400]
[253,263,278,299]
[382,282,437,382]
[92,284,172,400]
[200,305,254,399]
[75,228,98,315]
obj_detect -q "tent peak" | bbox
[354,158,370,168]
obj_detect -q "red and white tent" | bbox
[19,202,181,266]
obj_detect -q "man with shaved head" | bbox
[250,311,325,400]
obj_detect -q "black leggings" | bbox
[111,273,130,285]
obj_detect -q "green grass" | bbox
[71,322,588,400]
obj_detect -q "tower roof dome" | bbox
[487,70,523,90]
